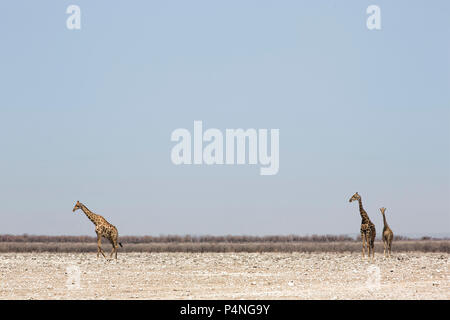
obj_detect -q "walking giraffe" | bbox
[349,192,376,260]
[380,207,394,258]
[72,201,123,259]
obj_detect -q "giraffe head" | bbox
[72,201,82,212]
[380,207,386,215]
[349,192,360,203]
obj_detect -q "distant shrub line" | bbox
[0,234,424,243]
[0,241,448,253]
[0,234,448,253]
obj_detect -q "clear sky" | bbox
[0,1,449,237]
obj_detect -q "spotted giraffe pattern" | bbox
[72,201,123,259]
[380,207,394,258]
[349,192,376,260]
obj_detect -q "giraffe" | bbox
[349,192,376,260]
[72,201,123,259]
[380,207,393,258]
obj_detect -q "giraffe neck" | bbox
[382,212,389,228]
[358,198,370,223]
[80,204,98,226]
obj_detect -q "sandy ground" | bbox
[0,252,448,300]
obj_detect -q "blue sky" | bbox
[0,1,449,236]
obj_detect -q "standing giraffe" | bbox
[380,207,393,258]
[72,201,123,259]
[349,192,376,260]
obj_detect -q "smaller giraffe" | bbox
[72,201,123,260]
[380,207,394,258]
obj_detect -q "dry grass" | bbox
[0,234,355,243]
[0,240,448,253]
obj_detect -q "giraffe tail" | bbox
[119,242,123,247]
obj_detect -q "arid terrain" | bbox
[0,252,448,299]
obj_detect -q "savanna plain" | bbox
[0,241,448,300]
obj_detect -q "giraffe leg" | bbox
[383,240,387,258]
[114,240,119,260]
[366,232,371,261]
[361,233,366,259]
[96,233,100,258]
[388,240,392,257]
[109,240,116,259]
[370,233,375,263]
[108,237,119,260]
[97,234,106,259]
[371,239,375,261]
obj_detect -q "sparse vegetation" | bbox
[0,234,448,253]
[0,234,354,243]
